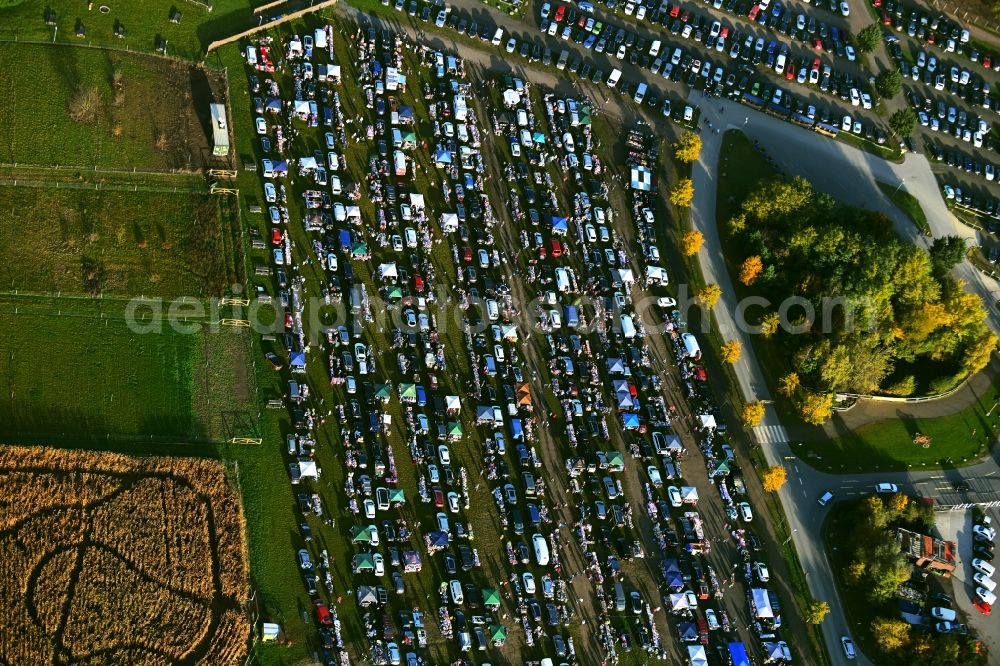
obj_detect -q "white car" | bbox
[616,44,626,59]
[975,572,997,591]
[506,37,516,53]
[973,559,996,577]
[668,485,682,507]
[841,636,856,660]
[874,483,899,494]
[447,491,460,514]
[264,182,277,203]
[647,465,663,487]
[450,579,464,604]
[974,524,996,541]
[438,445,451,466]
[754,562,770,582]
[738,502,753,522]
[373,552,385,576]
[255,116,267,134]
[364,498,376,519]
[977,587,997,605]
[522,572,536,594]
[840,1,850,16]
[845,45,856,61]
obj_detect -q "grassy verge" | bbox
[836,130,904,162]
[791,378,1000,472]
[877,181,931,235]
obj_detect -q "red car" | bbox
[785,67,795,80]
[284,312,294,329]
[413,275,424,293]
[871,0,881,6]
[553,4,565,22]
[462,247,473,263]
[315,601,333,625]
[882,12,891,25]
[747,4,760,21]
[975,599,992,615]
[669,3,680,17]
[433,489,445,508]
[813,38,823,51]
[272,228,283,245]
[984,54,993,68]
[550,239,562,257]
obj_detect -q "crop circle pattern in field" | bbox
[0,446,250,666]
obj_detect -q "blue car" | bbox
[583,34,596,49]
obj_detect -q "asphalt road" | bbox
[688,88,1000,665]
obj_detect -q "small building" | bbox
[897,527,957,574]
[210,103,229,157]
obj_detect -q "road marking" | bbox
[798,477,803,486]
[751,424,790,444]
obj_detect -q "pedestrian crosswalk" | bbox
[752,424,790,445]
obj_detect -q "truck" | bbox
[634,82,648,104]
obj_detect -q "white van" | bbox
[649,39,662,58]
[245,45,258,66]
[606,68,622,89]
[532,534,550,566]
[314,28,328,49]
[555,268,571,293]
[492,27,504,46]
[634,82,648,104]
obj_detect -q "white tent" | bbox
[298,460,319,480]
[378,263,398,280]
[262,623,281,642]
[346,205,361,221]
[646,265,669,284]
[663,434,683,453]
[611,268,635,287]
[386,67,400,90]
[446,395,461,413]
[501,324,518,341]
[751,588,774,618]
[680,486,699,504]
[687,645,708,666]
[631,164,653,191]
[298,156,319,171]
[699,414,717,431]
[293,99,312,115]
[681,333,701,358]
[410,193,425,209]
[439,213,458,232]
[668,592,689,612]
[288,39,303,56]
[502,89,521,107]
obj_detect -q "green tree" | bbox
[875,69,903,99]
[889,108,917,137]
[856,24,883,53]
[929,235,967,275]
[863,541,910,602]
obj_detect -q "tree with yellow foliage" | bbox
[674,132,703,163]
[742,401,765,427]
[804,600,830,625]
[720,340,742,364]
[670,178,694,207]
[889,492,909,513]
[697,284,721,308]
[845,560,866,585]
[739,255,764,285]
[778,372,800,397]
[798,392,833,425]
[759,312,781,338]
[761,465,787,493]
[681,230,704,256]
[872,617,910,652]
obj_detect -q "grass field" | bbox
[0,444,250,665]
[0,43,228,169]
[791,377,1000,472]
[0,308,256,441]
[0,184,240,297]
[878,181,931,235]
[0,0,260,61]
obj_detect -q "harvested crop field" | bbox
[0,43,229,169]
[0,184,241,298]
[0,444,250,665]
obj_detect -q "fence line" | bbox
[253,0,289,14]
[206,0,340,52]
[0,33,224,68]
[835,373,973,405]
[0,162,204,178]
[0,178,207,195]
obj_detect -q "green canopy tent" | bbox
[579,105,593,125]
[351,241,369,258]
[399,383,417,403]
[488,624,507,645]
[350,526,373,544]
[447,422,463,441]
[607,451,625,472]
[353,553,375,571]
[388,488,406,504]
[714,460,731,477]
[483,588,501,608]
[374,384,392,402]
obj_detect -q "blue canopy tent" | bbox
[622,412,640,430]
[532,131,546,144]
[551,216,568,236]
[290,352,306,372]
[510,418,523,441]
[728,643,750,666]
[434,148,453,165]
[677,622,698,642]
